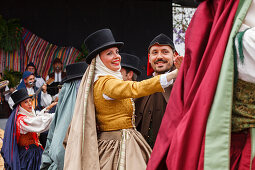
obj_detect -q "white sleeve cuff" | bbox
[160,74,174,89]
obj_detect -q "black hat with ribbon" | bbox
[61,62,88,83]
[120,53,141,75]
[84,29,124,64]
[11,88,32,108]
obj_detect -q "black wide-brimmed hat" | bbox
[11,88,32,108]
[148,33,175,51]
[84,29,124,64]
[61,62,88,83]
[120,53,141,75]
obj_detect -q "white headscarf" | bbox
[94,54,123,82]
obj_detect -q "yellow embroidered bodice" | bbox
[93,75,163,131]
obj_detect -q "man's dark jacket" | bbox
[135,85,173,148]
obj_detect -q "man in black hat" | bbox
[41,62,88,170]
[120,53,141,81]
[135,33,183,148]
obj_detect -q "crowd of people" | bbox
[0,0,255,169]
[0,28,182,170]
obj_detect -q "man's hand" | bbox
[54,96,59,102]
[46,101,58,111]
[174,55,184,70]
[9,88,15,93]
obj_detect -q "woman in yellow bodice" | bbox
[64,29,178,170]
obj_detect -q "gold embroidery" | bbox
[232,79,255,132]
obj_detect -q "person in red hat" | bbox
[135,33,183,148]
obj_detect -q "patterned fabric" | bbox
[0,28,81,78]
[232,79,255,132]
[0,46,24,73]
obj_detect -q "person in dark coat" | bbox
[120,53,141,81]
[46,58,67,96]
[135,34,183,148]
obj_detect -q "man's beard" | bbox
[155,69,169,75]
[153,59,173,75]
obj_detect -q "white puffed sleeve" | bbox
[19,109,54,134]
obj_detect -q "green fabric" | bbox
[40,80,80,170]
[233,28,249,83]
[235,29,249,64]
[204,0,252,170]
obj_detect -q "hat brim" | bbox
[148,42,175,52]
[13,95,33,108]
[61,73,84,84]
[85,42,124,64]
[121,64,141,75]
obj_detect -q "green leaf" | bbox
[2,69,22,88]
[0,16,22,52]
[75,43,88,62]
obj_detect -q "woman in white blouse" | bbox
[1,88,57,170]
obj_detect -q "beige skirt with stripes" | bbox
[98,128,152,170]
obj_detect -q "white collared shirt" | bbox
[46,72,62,82]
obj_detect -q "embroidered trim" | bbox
[117,129,130,170]
[131,98,136,129]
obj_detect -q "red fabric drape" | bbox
[147,0,240,169]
